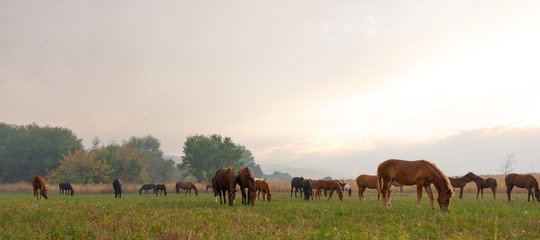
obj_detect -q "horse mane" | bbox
[533,176,540,190]
[423,160,455,196]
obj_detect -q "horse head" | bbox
[42,186,48,199]
[437,188,453,211]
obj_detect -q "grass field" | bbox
[1,191,538,239]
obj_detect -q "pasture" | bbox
[1,191,538,239]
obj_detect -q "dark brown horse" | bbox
[356,174,380,201]
[505,173,539,202]
[449,172,476,199]
[113,179,122,198]
[377,159,454,210]
[32,175,48,200]
[176,181,198,196]
[59,183,74,196]
[212,167,237,206]
[255,179,272,202]
[313,180,343,201]
[470,173,497,199]
[155,184,167,196]
[205,184,213,193]
[291,177,304,198]
[237,167,256,206]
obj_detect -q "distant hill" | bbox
[260,163,351,180]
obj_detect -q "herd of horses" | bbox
[30,159,539,211]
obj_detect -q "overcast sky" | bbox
[1,1,539,178]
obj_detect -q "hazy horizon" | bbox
[2,1,539,178]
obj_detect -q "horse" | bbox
[32,175,48,200]
[176,181,198,196]
[291,177,304,198]
[212,167,237,206]
[356,174,380,201]
[391,181,404,193]
[313,179,344,201]
[237,167,256,206]
[206,184,213,193]
[155,184,167,196]
[139,184,156,195]
[448,172,476,199]
[505,173,539,202]
[59,183,74,196]
[302,179,313,201]
[470,173,497,199]
[377,159,454,210]
[255,179,272,202]
[113,179,122,198]
[335,180,352,196]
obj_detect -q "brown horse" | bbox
[212,167,237,206]
[449,172,476,199]
[237,167,256,206]
[377,159,454,210]
[505,173,539,202]
[155,184,167,196]
[176,181,198,196]
[356,174,380,201]
[313,180,344,201]
[32,175,48,200]
[255,179,272,202]
[470,173,497,199]
[205,184,213,193]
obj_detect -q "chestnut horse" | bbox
[505,173,539,202]
[32,175,48,200]
[113,179,122,198]
[314,179,344,201]
[205,184,213,193]
[356,174,380,201]
[176,181,198,196]
[470,173,497,199]
[255,179,272,202]
[449,172,476,199]
[212,167,237,206]
[377,159,454,210]
[237,167,256,206]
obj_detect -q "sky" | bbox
[1,1,540,178]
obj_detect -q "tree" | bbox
[0,123,83,183]
[130,135,178,183]
[178,134,242,183]
[499,154,516,174]
[238,145,263,178]
[47,150,113,184]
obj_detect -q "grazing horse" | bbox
[176,181,198,196]
[59,183,74,196]
[32,175,48,200]
[237,167,256,206]
[212,167,237,206]
[255,179,272,202]
[356,174,380,201]
[391,181,404,193]
[302,179,313,201]
[505,173,539,202]
[377,159,454,210]
[113,179,122,198]
[291,177,304,198]
[206,184,213,193]
[139,184,156,195]
[155,184,167,196]
[448,172,476,199]
[470,173,497,199]
[336,180,352,197]
[314,180,344,201]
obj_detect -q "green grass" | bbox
[1,192,538,239]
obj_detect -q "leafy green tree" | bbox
[130,135,178,183]
[178,134,242,183]
[0,123,82,182]
[238,145,263,178]
[47,150,113,184]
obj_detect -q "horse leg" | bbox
[327,189,333,201]
[291,186,294,198]
[459,187,463,199]
[476,186,480,199]
[416,184,423,209]
[358,186,364,201]
[506,185,513,202]
[380,179,391,209]
[527,188,532,202]
[492,186,496,199]
[481,188,484,199]
[424,185,435,210]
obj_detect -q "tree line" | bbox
[0,122,264,184]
